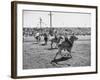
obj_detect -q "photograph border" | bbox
[11,1,98,79]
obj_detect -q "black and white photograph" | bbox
[11,1,97,78]
[23,10,91,69]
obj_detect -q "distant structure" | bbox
[23,11,91,37]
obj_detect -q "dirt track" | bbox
[23,36,91,69]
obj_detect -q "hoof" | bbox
[67,64,71,66]
[51,48,53,49]
[51,60,57,64]
[67,54,72,58]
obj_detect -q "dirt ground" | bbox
[23,35,91,69]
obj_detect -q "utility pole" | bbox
[39,17,42,33]
[40,17,42,29]
[49,11,52,28]
[48,11,53,35]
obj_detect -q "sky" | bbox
[23,10,91,28]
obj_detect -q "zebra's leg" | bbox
[36,37,38,42]
[60,49,67,57]
[51,42,53,49]
[51,49,62,64]
[67,50,72,58]
[45,39,47,45]
[38,36,41,42]
[55,43,58,48]
[54,49,61,60]
[37,36,40,42]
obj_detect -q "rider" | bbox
[35,32,40,42]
